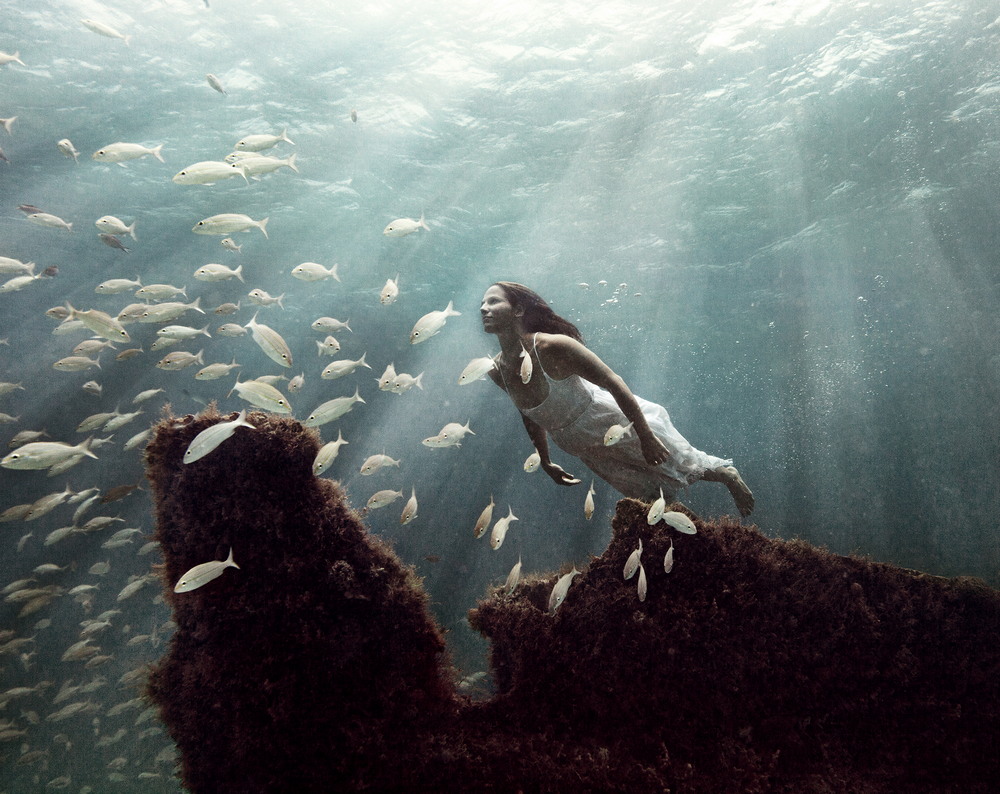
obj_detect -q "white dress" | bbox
[499,337,732,501]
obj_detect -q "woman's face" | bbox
[480,285,517,334]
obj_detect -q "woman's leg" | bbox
[702,466,754,517]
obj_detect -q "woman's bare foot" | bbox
[708,466,754,517]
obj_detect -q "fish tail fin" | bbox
[80,437,99,460]
[257,217,269,238]
[281,128,295,146]
[358,352,369,369]
[151,144,163,162]
[127,222,138,241]
[234,264,244,283]
[286,153,298,173]
[66,222,73,232]
[191,297,204,314]
[331,263,341,283]
[419,210,428,230]
[123,35,132,48]
[277,293,285,309]
[414,372,424,390]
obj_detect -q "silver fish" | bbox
[603,422,633,446]
[457,355,496,385]
[205,73,226,94]
[584,481,596,520]
[302,387,365,427]
[548,567,580,614]
[523,452,540,472]
[291,261,339,282]
[366,489,402,509]
[489,507,518,550]
[647,487,666,525]
[473,495,495,539]
[623,537,643,580]
[312,430,347,476]
[192,213,268,238]
[174,548,239,593]
[383,212,429,237]
[422,420,474,449]
[661,511,697,535]
[1,439,97,470]
[234,128,294,152]
[519,342,532,384]
[380,275,399,304]
[92,142,163,163]
[360,453,401,476]
[399,487,418,525]
[230,377,291,414]
[245,313,293,368]
[663,539,675,574]
[504,556,522,594]
[321,353,370,380]
[637,563,647,603]
[409,300,460,344]
[183,410,255,464]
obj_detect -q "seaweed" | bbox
[144,409,1000,792]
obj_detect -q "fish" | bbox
[248,288,284,307]
[291,261,339,282]
[358,452,400,476]
[312,430,347,476]
[376,363,397,390]
[1,439,97,470]
[663,539,675,573]
[473,495,495,538]
[81,18,131,45]
[321,353,370,380]
[214,302,240,315]
[366,489,402,509]
[504,556,523,594]
[236,153,298,176]
[584,481,596,520]
[489,507,518,550]
[0,51,25,67]
[138,298,204,323]
[216,323,247,337]
[183,410,255,464]
[123,428,151,451]
[95,216,137,240]
[52,355,101,372]
[229,377,292,414]
[637,564,647,602]
[302,387,365,427]
[194,263,243,282]
[135,283,186,300]
[98,234,130,252]
[221,238,242,253]
[380,275,400,305]
[26,212,72,232]
[0,274,41,292]
[603,422,633,446]
[409,300,460,344]
[351,109,358,122]
[661,511,697,535]
[548,567,580,614]
[524,452,540,472]
[311,316,352,333]
[316,336,341,356]
[245,313,293,368]
[647,487,666,525]
[92,142,164,163]
[287,373,305,392]
[95,276,142,294]
[519,343,533,384]
[174,548,239,593]
[132,388,164,404]
[173,161,247,185]
[234,128,294,151]
[193,213,268,237]
[422,420,474,449]
[383,212,429,236]
[205,73,226,94]
[0,256,34,274]
[56,139,79,162]
[458,356,496,385]
[156,324,210,340]
[623,537,643,580]
[400,487,418,525]
[195,359,241,380]
[156,350,204,371]
[389,371,423,394]
[103,409,142,431]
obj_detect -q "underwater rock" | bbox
[144,408,1000,793]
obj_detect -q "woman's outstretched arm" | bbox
[521,413,581,486]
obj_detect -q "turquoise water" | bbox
[2,0,999,789]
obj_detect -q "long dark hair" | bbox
[493,281,584,343]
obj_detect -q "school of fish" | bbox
[0,15,664,792]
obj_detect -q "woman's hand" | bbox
[541,460,582,486]
[639,433,671,467]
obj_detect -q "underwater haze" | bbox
[2,0,999,789]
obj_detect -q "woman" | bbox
[481,282,754,517]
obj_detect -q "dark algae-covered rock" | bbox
[144,408,1000,793]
